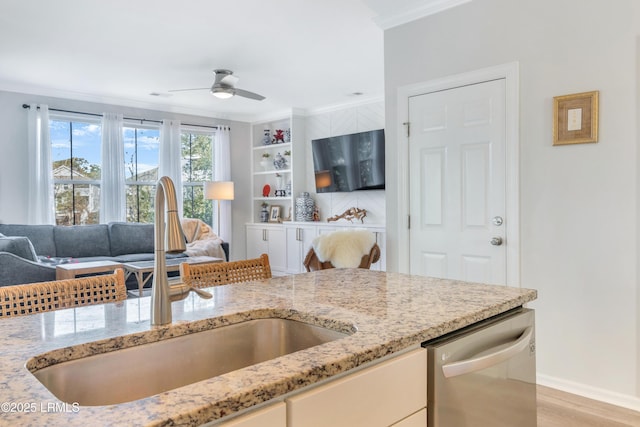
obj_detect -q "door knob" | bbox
[492,216,504,226]
[490,237,503,246]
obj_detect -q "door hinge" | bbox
[408,215,411,229]
[403,121,410,138]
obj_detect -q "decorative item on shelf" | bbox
[273,129,285,144]
[261,129,271,145]
[273,152,287,170]
[285,180,292,197]
[262,184,271,197]
[327,207,367,224]
[269,205,282,223]
[295,192,315,222]
[260,152,270,170]
[285,128,291,143]
[286,206,292,221]
[260,202,269,223]
[313,206,320,222]
[275,173,286,197]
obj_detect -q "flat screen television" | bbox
[311,129,385,193]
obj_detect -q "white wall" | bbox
[0,90,251,260]
[305,100,386,224]
[384,0,640,409]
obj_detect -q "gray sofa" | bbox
[0,223,229,288]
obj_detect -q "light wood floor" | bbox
[538,385,640,426]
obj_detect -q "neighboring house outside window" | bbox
[124,124,160,223]
[50,116,102,225]
[182,129,214,226]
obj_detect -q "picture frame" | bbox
[269,205,281,223]
[553,90,599,146]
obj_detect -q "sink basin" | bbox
[30,318,351,406]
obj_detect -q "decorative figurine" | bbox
[327,207,367,223]
[260,203,269,222]
[273,129,285,144]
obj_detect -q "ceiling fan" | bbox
[169,69,265,101]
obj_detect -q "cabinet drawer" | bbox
[391,408,427,427]
[286,349,427,427]
[217,402,286,427]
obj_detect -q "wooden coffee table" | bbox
[56,260,124,280]
[123,256,223,297]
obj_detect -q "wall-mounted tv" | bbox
[311,129,385,193]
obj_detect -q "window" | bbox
[124,124,160,223]
[182,130,214,225]
[50,117,102,225]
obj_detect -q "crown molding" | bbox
[371,0,472,30]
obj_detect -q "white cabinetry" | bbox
[285,349,427,427]
[216,402,285,427]
[285,224,317,274]
[245,224,286,274]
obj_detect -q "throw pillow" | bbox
[0,236,39,261]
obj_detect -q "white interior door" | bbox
[409,79,507,284]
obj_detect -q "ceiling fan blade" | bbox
[234,88,266,101]
[168,87,210,92]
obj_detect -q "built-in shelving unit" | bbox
[251,114,305,223]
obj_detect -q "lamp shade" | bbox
[204,181,235,200]
[315,170,332,189]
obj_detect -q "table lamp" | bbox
[204,181,235,236]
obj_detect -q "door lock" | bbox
[490,237,503,246]
[492,216,504,226]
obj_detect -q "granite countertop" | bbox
[0,269,537,426]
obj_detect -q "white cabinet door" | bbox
[286,349,427,427]
[245,225,286,275]
[217,402,286,427]
[285,225,317,273]
[267,226,286,274]
[246,225,269,259]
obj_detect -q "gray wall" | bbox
[0,90,251,260]
[384,0,640,408]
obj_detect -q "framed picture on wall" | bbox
[269,205,281,223]
[553,90,599,146]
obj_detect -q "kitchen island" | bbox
[0,269,536,426]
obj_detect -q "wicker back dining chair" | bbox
[0,268,126,318]
[180,254,272,289]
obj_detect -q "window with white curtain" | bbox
[123,123,160,223]
[50,116,218,225]
[50,115,102,225]
[181,128,215,225]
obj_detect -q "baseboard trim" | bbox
[537,373,640,412]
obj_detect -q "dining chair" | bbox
[180,254,272,289]
[0,268,126,318]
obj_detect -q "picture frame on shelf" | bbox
[269,205,281,223]
[553,90,599,146]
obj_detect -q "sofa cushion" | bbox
[54,225,111,258]
[108,222,155,256]
[0,224,56,257]
[0,236,38,261]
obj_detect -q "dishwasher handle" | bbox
[442,326,533,378]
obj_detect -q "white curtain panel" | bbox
[27,104,54,225]
[159,120,183,216]
[214,126,232,240]
[100,113,125,223]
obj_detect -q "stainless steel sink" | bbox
[30,318,351,406]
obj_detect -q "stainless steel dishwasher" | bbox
[422,307,536,427]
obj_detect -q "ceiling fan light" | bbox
[211,87,234,99]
